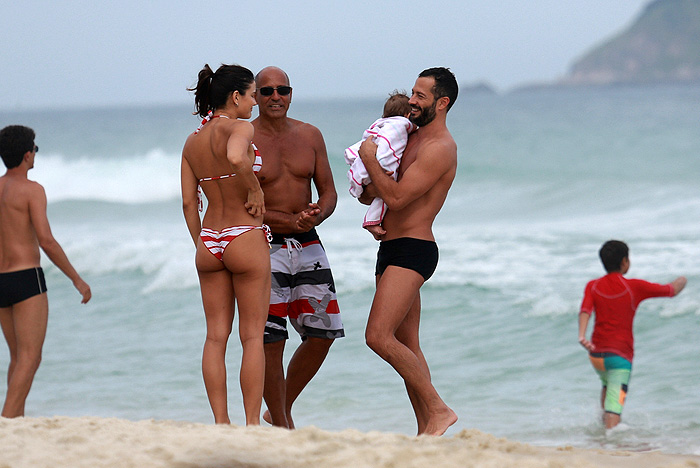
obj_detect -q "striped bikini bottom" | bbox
[200,225,271,261]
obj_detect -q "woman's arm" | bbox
[226,122,265,218]
[181,153,201,244]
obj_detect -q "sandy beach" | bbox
[1,417,698,468]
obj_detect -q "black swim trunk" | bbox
[0,267,47,308]
[375,237,439,281]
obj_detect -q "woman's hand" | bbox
[245,188,265,217]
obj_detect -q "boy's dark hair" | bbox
[0,125,35,169]
[418,67,459,112]
[599,240,629,273]
[382,90,411,118]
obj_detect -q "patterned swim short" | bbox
[589,352,632,415]
[264,228,344,343]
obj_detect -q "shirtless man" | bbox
[0,125,91,418]
[358,68,459,436]
[252,67,344,429]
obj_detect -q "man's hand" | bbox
[358,136,378,164]
[295,203,323,231]
[358,168,394,205]
[75,279,92,304]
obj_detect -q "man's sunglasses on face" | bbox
[258,86,292,96]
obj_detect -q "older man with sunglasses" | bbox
[252,66,344,429]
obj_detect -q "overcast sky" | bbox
[1,1,649,110]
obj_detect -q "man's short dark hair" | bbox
[0,125,35,169]
[599,240,629,273]
[419,67,458,112]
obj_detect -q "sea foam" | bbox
[33,149,181,203]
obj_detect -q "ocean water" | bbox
[1,86,700,454]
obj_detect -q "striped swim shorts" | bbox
[264,228,344,343]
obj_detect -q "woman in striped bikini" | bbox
[181,63,271,425]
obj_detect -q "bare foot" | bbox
[262,408,294,429]
[422,407,458,436]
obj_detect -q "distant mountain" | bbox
[564,0,700,85]
[460,81,497,94]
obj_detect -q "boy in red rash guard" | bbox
[578,240,686,429]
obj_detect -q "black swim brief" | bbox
[375,237,439,281]
[0,267,47,308]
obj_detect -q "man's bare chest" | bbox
[398,140,420,178]
[257,147,316,182]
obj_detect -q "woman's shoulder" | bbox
[217,119,254,140]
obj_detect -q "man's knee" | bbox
[264,339,286,359]
[31,354,42,372]
[365,328,389,356]
[18,350,42,372]
[304,336,334,352]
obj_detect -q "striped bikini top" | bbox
[194,113,263,210]
[198,145,262,183]
[197,145,262,212]
[195,113,263,181]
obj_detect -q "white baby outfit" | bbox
[344,116,416,227]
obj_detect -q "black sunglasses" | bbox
[33,145,38,153]
[258,86,292,96]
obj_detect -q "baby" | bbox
[344,91,417,239]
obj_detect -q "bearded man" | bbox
[358,67,459,436]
